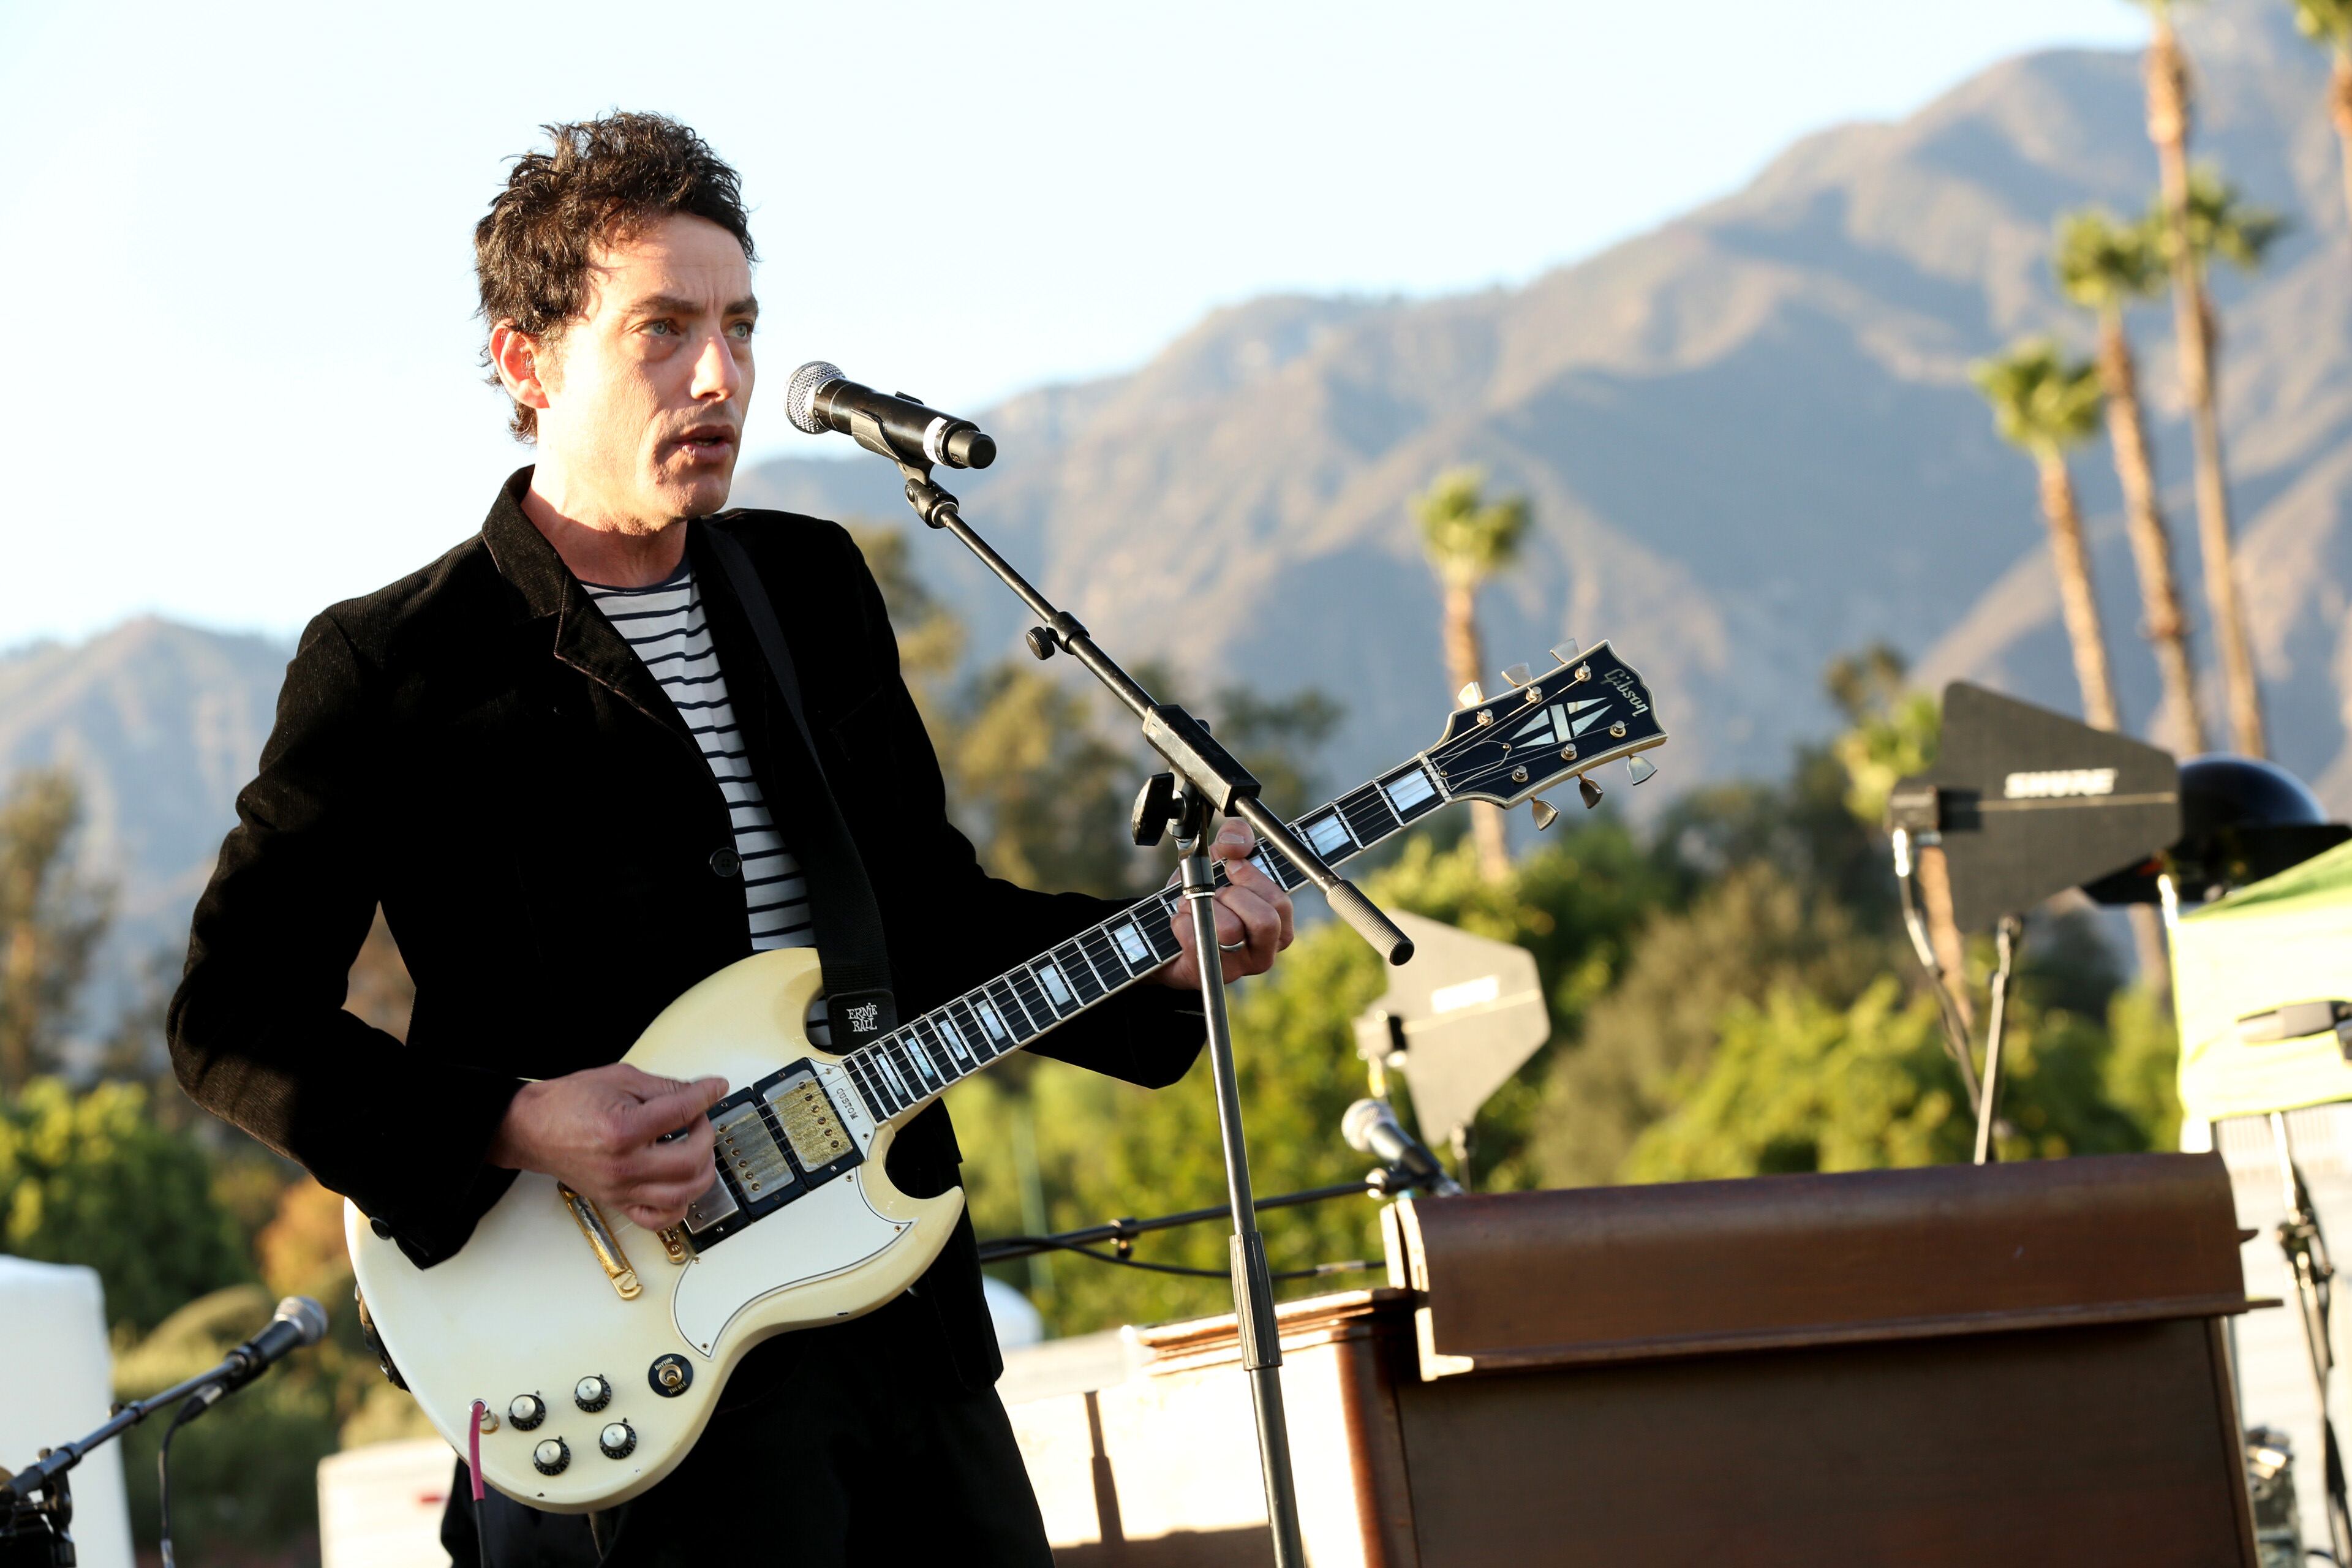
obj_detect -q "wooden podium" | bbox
[1005,1153,2264,1567]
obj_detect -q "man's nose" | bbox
[690,332,741,401]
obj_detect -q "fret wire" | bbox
[1054,941,1106,1004]
[1069,932,1114,993]
[973,990,1016,1046]
[913,1020,957,1082]
[1006,971,1052,1032]
[944,1001,987,1061]
[988,976,1039,1039]
[1029,960,1076,1017]
[890,1035,936,1091]
[1080,924,1130,984]
[910,1026,949,1085]
[845,1056,886,1118]
[860,1052,901,1113]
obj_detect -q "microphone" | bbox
[1343,1099,1463,1196]
[220,1296,330,1391]
[784,361,997,470]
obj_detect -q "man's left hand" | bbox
[1157,821,1294,991]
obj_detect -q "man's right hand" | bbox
[487,1063,728,1231]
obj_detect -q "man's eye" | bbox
[729,322,755,339]
[646,320,676,336]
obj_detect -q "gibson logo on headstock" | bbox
[1603,667,1649,716]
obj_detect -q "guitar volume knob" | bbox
[599,1420,638,1460]
[507,1393,546,1431]
[532,1437,570,1476]
[575,1374,612,1412]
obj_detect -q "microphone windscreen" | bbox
[1341,1098,1391,1155]
[785,361,845,435]
[275,1295,330,1346]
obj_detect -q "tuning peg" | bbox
[1529,798,1559,831]
[1549,641,1579,666]
[1578,775,1604,810]
[1627,755,1657,785]
[1500,663,1532,688]
[1457,680,1485,706]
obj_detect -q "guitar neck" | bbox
[834,754,1453,1122]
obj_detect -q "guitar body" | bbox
[346,947,962,1511]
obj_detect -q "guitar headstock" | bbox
[1423,640,1666,816]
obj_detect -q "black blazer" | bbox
[169,469,1204,1387]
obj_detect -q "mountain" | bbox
[0,618,290,1010]
[15,1,2352,1007]
[737,0,2352,811]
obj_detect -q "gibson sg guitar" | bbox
[348,639,1667,1509]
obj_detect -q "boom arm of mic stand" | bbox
[903,472,1414,966]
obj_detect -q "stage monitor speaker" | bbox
[1889,684,2180,932]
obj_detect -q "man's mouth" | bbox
[673,426,738,462]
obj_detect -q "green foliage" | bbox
[2294,0,2352,50]
[1533,866,1903,1186]
[0,767,111,1091]
[2055,207,2165,314]
[1824,644,1941,827]
[1412,468,1529,589]
[1622,978,2155,1182]
[1970,337,2103,458]
[2159,168,2288,271]
[0,1078,251,1334]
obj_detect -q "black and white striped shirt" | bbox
[582,562,830,1042]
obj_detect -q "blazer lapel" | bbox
[479,467,698,754]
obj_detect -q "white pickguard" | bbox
[671,1167,911,1355]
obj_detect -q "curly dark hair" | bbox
[475,111,756,440]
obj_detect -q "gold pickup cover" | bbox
[764,1071,849,1172]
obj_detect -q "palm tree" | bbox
[2055,208,2207,755]
[2291,0,2352,252]
[2161,168,2286,755]
[1414,468,1531,883]
[2131,0,2272,755]
[1970,341,2122,733]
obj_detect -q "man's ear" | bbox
[489,322,555,413]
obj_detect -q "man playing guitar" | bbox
[167,111,1292,1565]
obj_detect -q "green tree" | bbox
[0,767,111,1092]
[2056,207,2207,753]
[2291,0,2352,259]
[1412,469,1531,884]
[1970,339,2122,733]
[1621,979,2154,1182]
[0,1078,250,1334]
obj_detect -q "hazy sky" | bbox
[2,1,2147,647]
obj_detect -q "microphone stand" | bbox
[887,456,1414,1568]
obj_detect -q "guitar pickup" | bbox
[712,1102,797,1200]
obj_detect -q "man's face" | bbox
[531,213,756,526]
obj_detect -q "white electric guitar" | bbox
[348,641,1665,1510]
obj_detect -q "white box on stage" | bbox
[0,1257,134,1568]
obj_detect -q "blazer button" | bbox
[709,847,742,879]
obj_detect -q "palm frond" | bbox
[1969,338,2103,457]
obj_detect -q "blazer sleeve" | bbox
[168,612,525,1265]
[823,528,1208,1091]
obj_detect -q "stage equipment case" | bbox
[1007,1153,2263,1566]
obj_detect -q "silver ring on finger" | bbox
[1219,938,1247,952]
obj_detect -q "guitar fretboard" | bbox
[835,756,1452,1120]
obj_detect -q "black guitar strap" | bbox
[698,523,899,1043]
